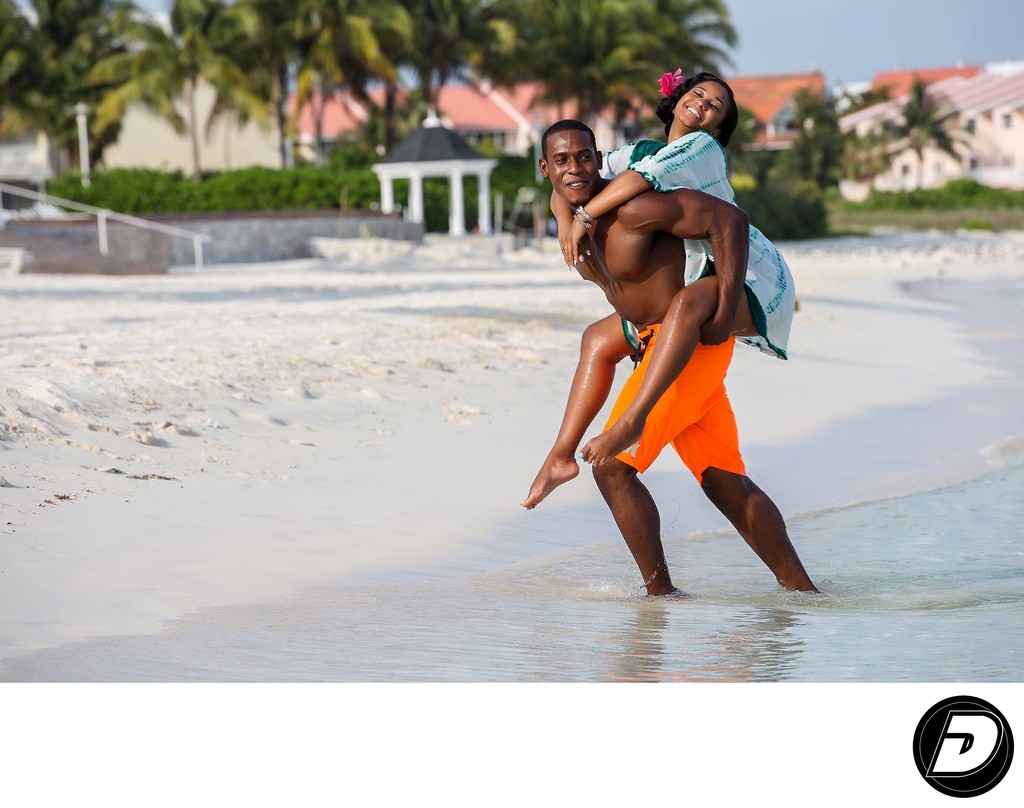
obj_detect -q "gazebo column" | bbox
[409,170,424,223]
[476,170,492,235]
[379,175,395,214]
[449,168,465,235]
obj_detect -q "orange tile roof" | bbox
[433,85,514,128]
[290,82,590,140]
[726,72,828,128]
[870,65,981,99]
[289,92,367,136]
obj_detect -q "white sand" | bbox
[2,230,1023,663]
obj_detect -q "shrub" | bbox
[853,179,1024,211]
[736,181,829,241]
[47,153,545,233]
[960,219,996,231]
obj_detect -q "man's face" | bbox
[539,130,603,208]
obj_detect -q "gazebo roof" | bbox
[380,116,490,164]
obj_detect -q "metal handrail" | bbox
[0,181,212,269]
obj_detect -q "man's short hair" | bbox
[541,120,597,157]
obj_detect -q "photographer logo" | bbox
[913,695,1014,798]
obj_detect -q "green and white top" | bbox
[601,131,795,359]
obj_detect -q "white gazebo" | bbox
[372,114,498,235]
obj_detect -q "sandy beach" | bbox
[2,229,1024,672]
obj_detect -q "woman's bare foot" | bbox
[522,455,580,509]
[579,412,645,464]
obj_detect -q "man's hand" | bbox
[699,308,733,345]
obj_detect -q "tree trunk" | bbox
[188,76,202,181]
[224,111,233,170]
[384,80,397,153]
[274,64,289,169]
[313,74,326,165]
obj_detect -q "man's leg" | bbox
[701,467,818,592]
[523,314,631,509]
[592,458,678,596]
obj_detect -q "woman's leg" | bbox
[582,276,757,463]
[523,314,632,509]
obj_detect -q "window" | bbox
[1004,113,1013,129]
[969,157,980,170]
[1004,156,1016,168]
[902,164,911,176]
[965,118,976,134]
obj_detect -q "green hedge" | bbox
[47,165,380,214]
[46,156,830,240]
[846,179,1024,211]
[47,155,544,234]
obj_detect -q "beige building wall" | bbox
[841,68,1024,194]
[102,80,282,173]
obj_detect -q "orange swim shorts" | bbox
[604,325,746,483]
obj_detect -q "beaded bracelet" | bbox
[572,212,592,229]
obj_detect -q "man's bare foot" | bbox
[656,587,691,599]
[522,455,580,509]
[579,412,644,464]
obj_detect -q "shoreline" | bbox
[2,230,1023,666]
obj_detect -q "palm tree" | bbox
[510,0,659,124]
[645,0,737,76]
[3,0,133,173]
[91,0,267,180]
[339,0,414,153]
[400,0,517,111]
[781,89,845,191]
[292,0,411,163]
[842,129,893,185]
[885,79,963,189]
[236,0,301,168]
[0,0,38,124]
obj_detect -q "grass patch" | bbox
[827,205,1024,234]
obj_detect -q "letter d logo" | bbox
[914,696,1014,797]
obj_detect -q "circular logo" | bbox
[913,695,1014,798]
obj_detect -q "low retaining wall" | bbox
[8,211,424,267]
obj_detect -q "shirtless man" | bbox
[522,119,816,596]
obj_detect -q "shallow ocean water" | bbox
[3,267,1023,683]
[3,461,1022,682]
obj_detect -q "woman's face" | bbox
[673,80,730,137]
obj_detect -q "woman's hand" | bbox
[561,217,589,268]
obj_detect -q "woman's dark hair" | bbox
[656,71,739,147]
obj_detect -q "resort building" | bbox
[839,61,1024,194]
[101,79,282,173]
[725,72,828,151]
[0,131,51,187]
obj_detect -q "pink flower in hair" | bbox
[658,69,686,97]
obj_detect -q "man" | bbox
[522,119,816,596]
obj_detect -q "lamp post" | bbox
[74,102,90,187]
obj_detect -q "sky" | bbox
[719,0,1022,84]
[132,0,1023,86]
